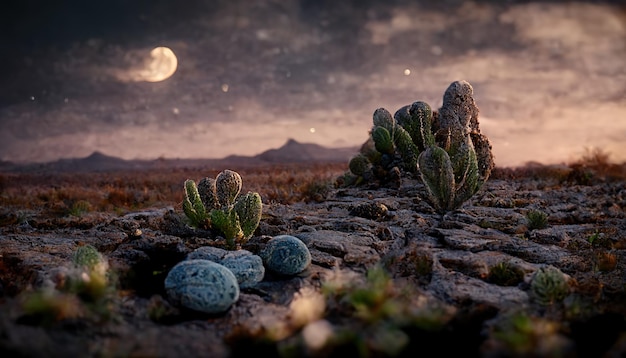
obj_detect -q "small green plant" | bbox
[299,178,332,203]
[344,266,400,324]
[488,262,524,287]
[491,311,536,353]
[324,266,450,326]
[183,169,262,249]
[69,244,112,302]
[320,265,453,356]
[529,266,569,306]
[587,230,600,245]
[19,244,117,325]
[20,289,85,326]
[67,200,91,217]
[526,209,548,230]
[489,311,564,356]
[72,244,106,271]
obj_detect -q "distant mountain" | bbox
[2,140,359,173]
[255,139,357,163]
[0,160,16,171]
[30,151,144,172]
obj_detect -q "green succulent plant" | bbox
[489,311,566,356]
[415,80,495,213]
[183,169,262,250]
[21,244,117,325]
[72,244,106,272]
[349,153,372,178]
[182,179,209,228]
[346,108,420,187]
[529,266,570,306]
[526,209,549,230]
[393,100,435,153]
[344,80,494,207]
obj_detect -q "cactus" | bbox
[394,101,435,152]
[69,244,112,303]
[197,177,218,211]
[371,107,420,173]
[417,80,495,213]
[182,169,262,250]
[215,170,242,208]
[349,154,371,177]
[529,266,569,306]
[72,244,106,273]
[372,126,394,155]
[233,192,263,239]
[393,125,420,174]
[346,108,420,187]
[183,179,210,229]
[344,80,493,205]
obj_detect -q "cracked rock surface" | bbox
[1,173,625,357]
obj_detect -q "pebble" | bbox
[164,259,239,314]
[187,247,265,288]
[260,235,311,276]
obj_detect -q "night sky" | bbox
[1,0,625,166]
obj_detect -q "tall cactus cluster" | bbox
[346,80,495,213]
[183,169,262,250]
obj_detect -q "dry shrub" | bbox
[567,147,626,184]
[491,147,626,184]
[0,162,349,213]
[232,163,345,204]
[490,164,571,183]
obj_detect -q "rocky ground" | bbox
[0,163,625,357]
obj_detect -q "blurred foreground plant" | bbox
[485,311,568,356]
[317,265,454,356]
[183,169,262,249]
[20,244,117,325]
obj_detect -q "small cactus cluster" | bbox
[21,244,116,325]
[347,107,421,187]
[183,169,262,250]
[345,80,495,213]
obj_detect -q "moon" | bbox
[136,46,178,82]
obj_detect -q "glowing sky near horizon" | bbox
[0,1,624,167]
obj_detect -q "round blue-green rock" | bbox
[164,259,239,314]
[187,247,264,289]
[260,235,311,276]
[220,254,264,289]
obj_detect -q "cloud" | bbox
[0,1,624,167]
